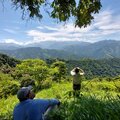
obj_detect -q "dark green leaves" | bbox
[51,0,76,22]
[75,0,102,27]
[11,0,102,28]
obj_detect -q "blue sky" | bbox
[0,0,120,45]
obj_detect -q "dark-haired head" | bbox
[75,68,79,74]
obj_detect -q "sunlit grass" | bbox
[0,79,120,120]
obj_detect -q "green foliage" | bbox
[0,111,13,120]
[0,53,20,68]
[15,59,50,88]
[0,53,20,75]
[0,96,18,120]
[1,64,12,74]
[48,95,120,120]
[75,0,101,27]
[20,77,35,87]
[46,58,120,79]
[16,59,46,75]
[0,84,19,99]
[0,72,19,99]
[10,0,101,27]
[0,78,120,120]
[49,67,60,82]
[41,78,52,89]
[66,58,120,79]
[0,55,120,120]
[51,61,67,82]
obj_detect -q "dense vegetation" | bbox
[0,54,20,98]
[0,53,120,120]
[0,79,120,120]
[0,54,20,68]
[1,53,120,80]
[46,58,120,79]
[66,58,120,79]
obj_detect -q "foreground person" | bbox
[13,86,60,120]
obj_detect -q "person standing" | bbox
[71,67,85,96]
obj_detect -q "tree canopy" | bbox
[11,0,102,28]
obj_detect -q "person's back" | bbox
[71,67,84,91]
[13,86,60,120]
[73,73,82,85]
[14,99,48,120]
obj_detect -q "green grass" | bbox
[0,79,120,120]
[36,82,72,99]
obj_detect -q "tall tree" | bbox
[51,61,67,81]
[11,0,102,27]
[15,59,49,87]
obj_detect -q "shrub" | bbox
[0,72,19,99]
[41,79,52,89]
[0,84,19,99]
[20,77,35,87]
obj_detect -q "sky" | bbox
[0,0,120,45]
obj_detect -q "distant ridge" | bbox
[0,47,78,60]
[0,41,90,50]
[63,40,120,59]
[0,43,22,50]
[0,40,120,59]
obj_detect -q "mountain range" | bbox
[0,40,120,59]
[63,40,120,59]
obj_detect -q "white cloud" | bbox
[25,9,120,43]
[3,28,17,34]
[93,9,120,31]
[3,39,24,45]
[26,24,93,43]
[44,26,59,31]
[37,26,44,29]
[2,9,120,45]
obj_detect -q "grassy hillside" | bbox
[0,55,120,120]
[0,79,120,120]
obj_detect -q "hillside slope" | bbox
[63,40,120,59]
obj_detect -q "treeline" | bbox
[46,58,120,79]
[0,53,20,74]
[1,53,120,79]
[0,53,20,67]
[0,54,67,98]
